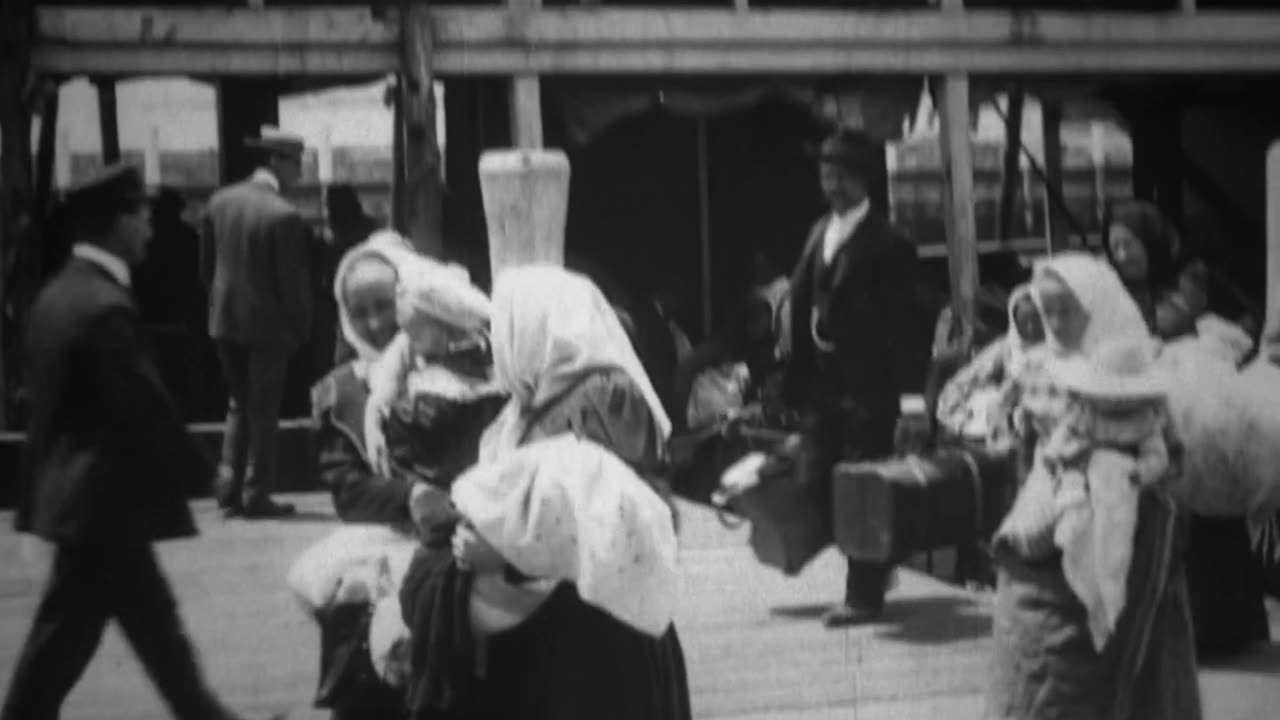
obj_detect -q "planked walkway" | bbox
[1,493,1278,719]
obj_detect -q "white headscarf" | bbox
[334,231,419,370]
[1030,252,1149,357]
[481,265,672,459]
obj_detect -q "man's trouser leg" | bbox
[242,347,290,506]
[215,341,250,510]
[839,412,897,615]
[1,546,112,720]
[111,543,229,720]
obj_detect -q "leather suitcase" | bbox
[715,426,833,576]
[831,448,1017,565]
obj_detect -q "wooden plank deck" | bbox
[2,493,1278,719]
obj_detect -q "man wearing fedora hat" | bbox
[4,163,275,720]
[201,127,314,519]
[785,127,922,627]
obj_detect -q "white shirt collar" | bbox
[72,244,131,288]
[822,198,870,265]
[250,167,280,193]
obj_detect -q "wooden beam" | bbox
[1041,102,1067,251]
[32,7,1280,77]
[399,1,444,256]
[1263,140,1280,365]
[997,90,1024,243]
[94,78,120,163]
[938,0,978,340]
[509,0,544,148]
[938,74,980,342]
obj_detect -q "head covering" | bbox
[65,162,146,226]
[452,434,679,637]
[486,265,672,447]
[1103,199,1181,290]
[808,128,881,179]
[1030,252,1149,357]
[395,259,490,336]
[244,126,305,158]
[334,232,417,366]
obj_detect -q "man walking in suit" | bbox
[785,128,921,627]
[3,163,270,720]
[201,128,313,518]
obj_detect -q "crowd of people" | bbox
[5,120,1278,720]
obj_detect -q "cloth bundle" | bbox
[1156,342,1280,530]
[451,433,680,638]
[287,525,418,684]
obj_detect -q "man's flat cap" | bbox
[245,126,306,157]
[64,162,145,215]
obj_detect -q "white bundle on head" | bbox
[451,433,680,637]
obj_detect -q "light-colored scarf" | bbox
[479,265,672,461]
[453,434,679,637]
[333,230,419,378]
[997,252,1159,652]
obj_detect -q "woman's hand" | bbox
[364,400,392,477]
[452,523,507,575]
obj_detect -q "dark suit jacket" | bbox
[784,209,919,447]
[16,257,208,545]
[200,175,314,347]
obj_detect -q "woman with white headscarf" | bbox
[301,232,506,720]
[985,252,1200,720]
[398,264,690,720]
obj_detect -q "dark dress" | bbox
[400,368,692,720]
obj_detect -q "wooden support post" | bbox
[391,77,406,232]
[400,1,444,255]
[94,77,120,164]
[936,0,978,341]
[0,0,36,429]
[508,0,543,148]
[696,117,713,339]
[997,90,1024,242]
[1041,101,1066,251]
[937,73,979,342]
[1261,141,1280,365]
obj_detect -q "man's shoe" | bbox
[822,603,883,628]
[239,498,296,519]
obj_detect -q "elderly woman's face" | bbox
[1034,273,1088,350]
[343,259,398,351]
[1108,222,1149,282]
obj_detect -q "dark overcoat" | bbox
[16,257,208,545]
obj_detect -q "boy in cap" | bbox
[200,127,313,518]
[4,163,278,720]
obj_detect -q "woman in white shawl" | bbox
[303,232,506,720]
[985,252,1200,720]
[400,264,691,720]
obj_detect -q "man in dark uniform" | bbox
[2,163,271,720]
[201,127,313,518]
[785,128,921,627]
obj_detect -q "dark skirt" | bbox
[1184,515,1270,660]
[473,583,692,720]
[985,490,1201,720]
